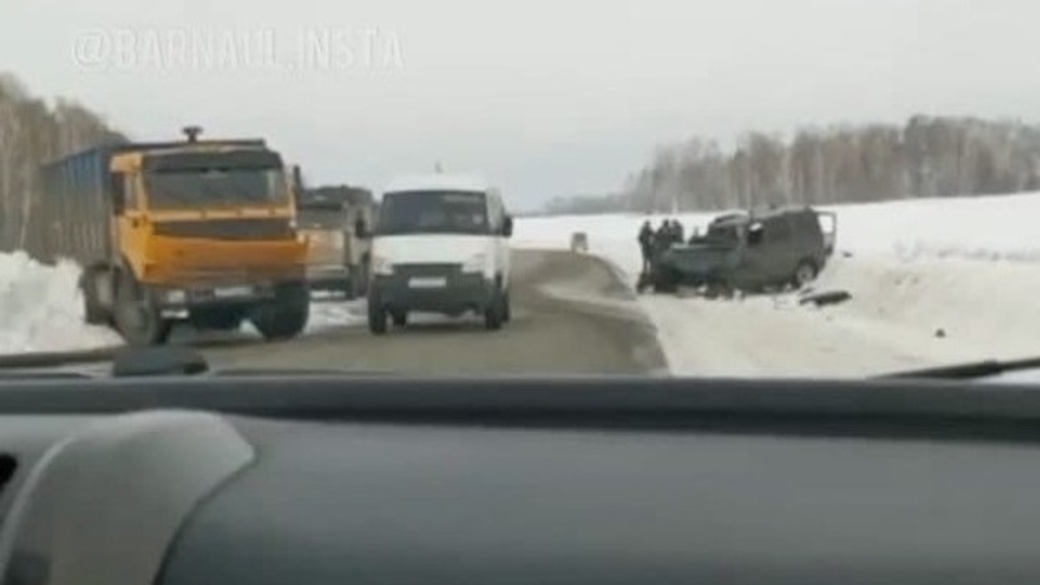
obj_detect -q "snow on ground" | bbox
[0,252,121,354]
[515,192,1040,378]
[0,254,367,355]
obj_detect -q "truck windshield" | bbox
[377,190,489,236]
[297,206,344,230]
[143,168,289,210]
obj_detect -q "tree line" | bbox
[548,115,1040,214]
[0,73,125,252]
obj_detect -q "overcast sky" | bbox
[2,0,1038,210]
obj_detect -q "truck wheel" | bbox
[345,263,368,300]
[80,268,108,325]
[250,283,310,341]
[113,273,171,347]
[189,307,245,331]
[368,302,388,335]
[358,256,371,297]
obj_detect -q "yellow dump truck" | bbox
[294,182,375,299]
[30,127,310,346]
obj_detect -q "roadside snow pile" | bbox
[0,251,368,354]
[639,254,1040,378]
[0,252,120,355]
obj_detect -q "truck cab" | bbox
[37,129,311,346]
[366,174,513,334]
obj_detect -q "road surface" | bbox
[190,249,668,376]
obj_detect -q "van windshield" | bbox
[377,190,490,236]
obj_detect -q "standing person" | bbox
[654,220,671,256]
[672,219,686,244]
[638,220,654,273]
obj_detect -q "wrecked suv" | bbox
[646,206,836,296]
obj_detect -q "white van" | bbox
[365,173,513,334]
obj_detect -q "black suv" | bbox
[645,206,837,296]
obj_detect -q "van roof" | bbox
[383,173,492,194]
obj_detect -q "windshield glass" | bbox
[377,190,489,236]
[705,223,743,243]
[8,2,1040,384]
[144,168,289,210]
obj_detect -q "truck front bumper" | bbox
[151,283,278,313]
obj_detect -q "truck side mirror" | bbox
[355,218,371,239]
[502,216,514,238]
[110,173,125,215]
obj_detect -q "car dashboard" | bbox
[0,375,1039,584]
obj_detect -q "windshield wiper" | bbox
[876,356,1040,380]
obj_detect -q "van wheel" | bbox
[792,260,818,289]
[392,311,408,328]
[114,272,171,347]
[368,302,388,335]
[484,294,505,331]
[250,283,310,341]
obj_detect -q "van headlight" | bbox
[462,253,487,274]
[371,255,394,275]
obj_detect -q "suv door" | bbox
[764,216,800,283]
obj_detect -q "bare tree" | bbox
[0,74,125,254]
[545,114,1040,215]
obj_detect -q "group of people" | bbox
[638,219,689,273]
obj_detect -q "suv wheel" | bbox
[792,260,818,288]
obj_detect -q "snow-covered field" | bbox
[516,192,1040,378]
[5,191,1040,380]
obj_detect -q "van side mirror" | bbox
[502,216,514,238]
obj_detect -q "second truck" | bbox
[291,177,375,300]
[28,127,311,346]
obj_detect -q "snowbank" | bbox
[0,252,121,354]
[0,252,367,355]
[515,192,1040,378]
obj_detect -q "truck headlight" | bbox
[462,253,487,274]
[371,255,394,275]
